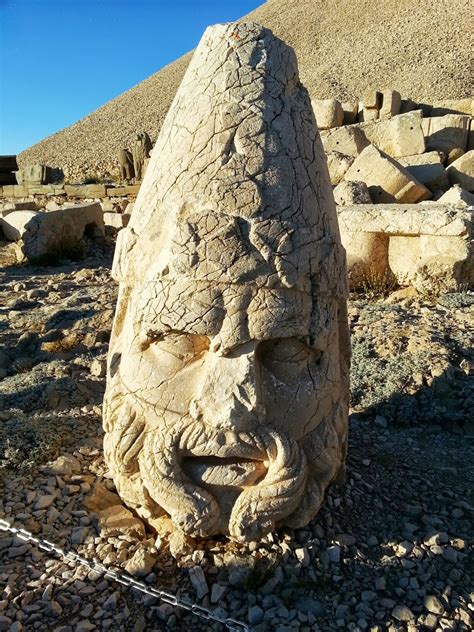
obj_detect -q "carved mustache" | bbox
[140,419,308,541]
[104,382,308,540]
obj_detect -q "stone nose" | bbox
[191,341,265,431]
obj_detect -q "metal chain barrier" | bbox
[0,518,249,631]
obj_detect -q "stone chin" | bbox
[103,379,346,541]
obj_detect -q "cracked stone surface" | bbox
[103,22,349,541]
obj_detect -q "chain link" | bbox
[0,519,248,631]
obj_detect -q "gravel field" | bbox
[0,245,472,632]
[18,0,472,179]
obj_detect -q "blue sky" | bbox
[0,0,261,154]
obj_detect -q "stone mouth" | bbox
[182,456,267,488]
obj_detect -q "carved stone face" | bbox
[103,22,349,541]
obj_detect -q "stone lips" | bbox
[103,22,350,541]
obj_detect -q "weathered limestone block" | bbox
[0,200,38,213]
[0,210,38,241]
[344,144,431,203]
[358,91,382,122]
[16,164,53,185]
[339,229,390,286]
[398,151,449,193]
[333,180,371,206]
[124,184,140,196]
[437,185,474,207]
[97,505,145,539]
[64,184,107,198]
[359,111,425,158]
[446,151,474,191]
[103,23,350,542]
[342,101,358,125]
[320,125,369,157]
[326,151,354,185]
[312,99,344,129]
[106,186,128,197]
[104,212,129,229]
[26,184,57,196]
[2,184,28,198]
[422,114,471,153]
[359,106,379,123]
[362,91,382,110]
[0,202,104,260]
[337,204,473,291]
[379,89,402,119]
[431,99,473,117]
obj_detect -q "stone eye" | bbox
[143,331,210,364]
[259,337,310,365]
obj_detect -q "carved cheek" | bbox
[260,356,330,438]
[119,345,204,414]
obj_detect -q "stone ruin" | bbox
[15,164,54,185]
[103,22,350,541]
[118,132,153,183]
[0,202,104,262]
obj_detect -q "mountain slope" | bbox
[19,0,471,179]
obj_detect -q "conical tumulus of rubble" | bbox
[103,22,350,542]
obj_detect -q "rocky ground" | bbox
[0,240,473,632]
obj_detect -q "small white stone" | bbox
[189,566,209,599]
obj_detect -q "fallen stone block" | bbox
[430,98,473,117]
[125,184,140,195]
[342,101,358,125]
[106,186,128,197]
[422,114,471,153]
[25,184,56,196]
[359,106,379,122]
[446,151,474,191]
[0,200,38,213]
[337,204,473,291]
[337,228,390,287]
[362,90,382,110]
[320,125,369,157]
[97,505,145,539]
[104,212,129,229]
[379,89,402,119]
[84,482,122,512]
[16,164,53,185]
[64,184,107,198]
[326,151,354,185]
[360,110,425,158]
[333,180,371,206]
[358,91,382,122]
[0,202,105,261]
[344,144,431,203]
[45,201,63,211]
[0,210,38,241]
[312,99,343,129]
[437,185,474,207]
[2,184,28,198]
[398,151,449,192]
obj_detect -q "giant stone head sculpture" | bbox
[103,22,350,542]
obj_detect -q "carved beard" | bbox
[103,377,346,541]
